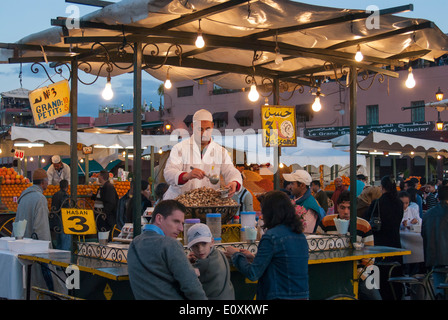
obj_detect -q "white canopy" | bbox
[10,126,176,149]
[357,131,448,156]
[1,0,447,90]
[213,132,366,167]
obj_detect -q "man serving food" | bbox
[163,109,242,199]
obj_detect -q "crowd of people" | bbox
[8,109,447,301]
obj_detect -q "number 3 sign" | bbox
[61,208,97,235]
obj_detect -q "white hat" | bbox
[187,223,212,248]
[52,155,61,164]
[193,109,213,122]
[283,169,312,186]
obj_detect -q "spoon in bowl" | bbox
[190,166,220,184]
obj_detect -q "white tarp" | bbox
[1,0,448,89]
[10,126,176,149]
[212,132,366,167]
[357,131,448,155]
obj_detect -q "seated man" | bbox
[316,190,381,300]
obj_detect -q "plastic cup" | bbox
[240,211,256,228]
[98,231,110,245]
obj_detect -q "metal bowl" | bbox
[184,205,240,224]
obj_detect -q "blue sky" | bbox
[0,0,447,117]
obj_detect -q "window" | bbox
[366,104,379,125]
[295,104,313,122]
[177,86,193,97]
[411,100,425,122]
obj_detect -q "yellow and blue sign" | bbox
[29,79,70,125]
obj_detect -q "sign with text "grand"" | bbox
[28,80,70,125]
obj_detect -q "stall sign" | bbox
[29,80,70,125]
[14,149,24,159]
[61,208,97,235]
[261,105,297,147]
[82,146,93,155]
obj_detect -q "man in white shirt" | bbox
[163,109,242,200]
[46,155,71,185]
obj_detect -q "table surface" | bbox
[18,251,129,281]
[17,245,409,277]
[308,246,410,264]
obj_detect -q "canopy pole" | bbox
[70,57,78,204]
[273,78,280,191]
[349,66,357,244]
[133,42,143,237]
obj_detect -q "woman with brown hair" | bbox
[225,190,309,300]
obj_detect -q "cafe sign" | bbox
[304,122,435,138]
[261,105,297,147]
[28,79,70,125]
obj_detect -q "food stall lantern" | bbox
[436,87,444,101]
[436,112,444,131]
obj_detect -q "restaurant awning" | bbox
[10,126,176,149]
[357,131,448,156]
[234,109,254,122]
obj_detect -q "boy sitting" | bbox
[187,223,235,300]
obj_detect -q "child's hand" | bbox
[193,267,200,277]
[187,252,197,264]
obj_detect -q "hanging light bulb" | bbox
[274,51,283,65]
[195,19,205,48]
[164,78,172,89]
[248,83,259,102]
[354,44,363,62]
[406,67,416,89]
[312,88,323,112]
[102,75,114,100]
[312,96,322,112]
[164,67,172,89]
[158,148,163,154]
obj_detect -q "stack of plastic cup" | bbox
[206,213,222,241]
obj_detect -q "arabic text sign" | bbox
[261,105,297,147]
[29,80,70,125]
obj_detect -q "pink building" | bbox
[163,62,448,180]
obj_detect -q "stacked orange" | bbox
[0,178,131,212]
[0,167,29,185]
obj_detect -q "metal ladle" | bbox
[190,166,220,184]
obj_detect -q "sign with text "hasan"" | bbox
[61,208,97,235]
[28,80,70,125]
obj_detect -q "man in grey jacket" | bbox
[127,200,207,300]
[15,168,51,241]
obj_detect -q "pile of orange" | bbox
[0,167,29,185]
[0,178,131,212]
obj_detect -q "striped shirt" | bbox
[316,214,374,245]
[316,214,374,279]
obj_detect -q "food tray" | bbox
[184,205,240,224]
